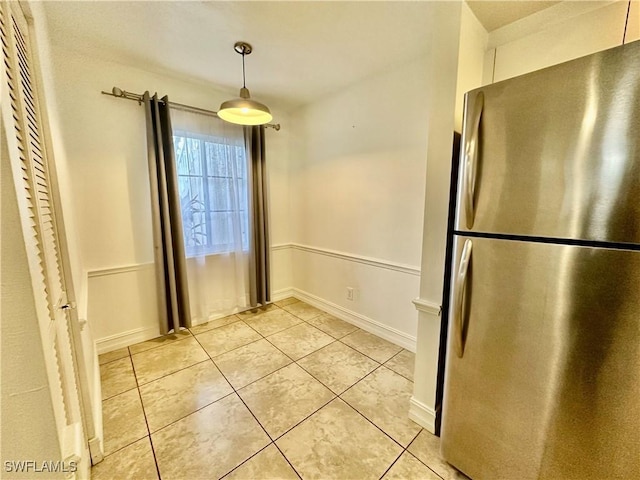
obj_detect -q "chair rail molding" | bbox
[87,262,154,278]
[271,242,421,276]
[412,297,441,317]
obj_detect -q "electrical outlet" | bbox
[346,287,354,301]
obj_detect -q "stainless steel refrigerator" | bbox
[440,40,640,480]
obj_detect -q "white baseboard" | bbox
[272,287,295,302]
[96,288,294,353]
[96,326,159,354]
[90,345,104,463]
[94,283,414,353]
[409,396,437,433]
[290,288,416,352]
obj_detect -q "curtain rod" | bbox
[100,87,281,131]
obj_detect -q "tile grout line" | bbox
[216,442,274,480]
[261,328,337,364]
[133,355,213,388]
[190,309,342,479]
[188,313,243,333]
[292,343,381,396]
[378,448,404,479]
[131,343,237,437]
[98,356,149,458]
[99,354,136,401]
[103,343,238,401]
[122,320,403,404]
[101,385,138,402]
[277,346,420,460]
[335,364,415,450]
[229,386,336,478]
[194,308,325,360]
[190,332,307,480]
[210,307,338,396]
[236,304,347,370]
[378,429,425,480]
[129,351,163,480]
[271,442,304,480]
[203,333,266,362]
[244,316,305,337]
[102,299,421,479]
[127,330,194,357]
[233,324,389,446]
[269,393,337,443]
[383,349,416,383]
[240,305,420,456]
[191,304,350,368]
[146,390,237,436]
[337,363,424,449]
[190,333,276,444]
[404,432,447,480]
[203,314,302,390]
[259,304,417,476]
[335,327,404,364]
[294,360,352,396]
[97,353,131,367]
[203,319,299,390]
[139,300,401,438]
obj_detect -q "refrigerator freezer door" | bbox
[441,236,640,480]
[456,40,640,244]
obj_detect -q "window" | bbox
[173,130,249,256]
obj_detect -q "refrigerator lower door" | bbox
[441,236,640,480]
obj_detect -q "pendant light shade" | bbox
[218,42,273,126]
[218,87,272,126]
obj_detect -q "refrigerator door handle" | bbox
[454,239,473,358]
[463,91,484,229]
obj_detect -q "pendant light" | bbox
[218,42,273,126]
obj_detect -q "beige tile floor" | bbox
[94,298,468,480]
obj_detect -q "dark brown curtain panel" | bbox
[144,92,192,334]
[245,125,271,306]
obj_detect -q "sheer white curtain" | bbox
[170,107,251,323]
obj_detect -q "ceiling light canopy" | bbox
[218,42,273,126]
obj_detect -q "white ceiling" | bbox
[42,1,562,112]
[467,1,561,32]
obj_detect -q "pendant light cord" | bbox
[242,52,247,88]
[491,48,497,83]
[623,1,631,45]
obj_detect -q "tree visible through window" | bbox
[173,131,249,256]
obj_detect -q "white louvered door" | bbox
[0,1,85,474]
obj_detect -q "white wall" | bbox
[486,1,640,84]
[266,116,294,297]
[454,3,489,132]
[283,2,488,356]
[287,52,437,350]
[44,47,291,352]
[410,1,474,433]
[282,1,487,431]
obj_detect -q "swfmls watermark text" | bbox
[4,460,78,474]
